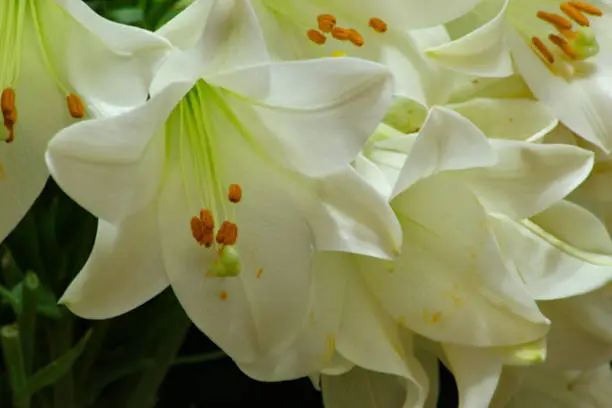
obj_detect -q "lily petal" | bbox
[211,57,392,177]
[460,141,594,219]
[391,106,497,199]
[59,199,169,319]
[426,0,513,77]
[368,176,549,346]
[446,98,557,142]
[46,81,192,223]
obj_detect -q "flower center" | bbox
[168,81,244,279]
[0,0,85,143]
[511,1,603,78]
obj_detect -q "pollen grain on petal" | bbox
[368,17,388,33]
[219,290,228,300]
[257,267,263,279]
[561,2,590,26]
[228,184,242,203]
[331,50,347,57]
[536,10,573,29]
[549,33,578,59]
[331,27,351,41]
[307,29,327,45]
[568,1,602,16]
[66,93,86,118]
[532,36,555,63]
[216,221,238,246]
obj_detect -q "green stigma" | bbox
[573,27,600,60]
[207,246,242,277]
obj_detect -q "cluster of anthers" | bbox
[1,87,85,144]
[190,183,243,281]
[531,1,602,70]
[306,14,387,48]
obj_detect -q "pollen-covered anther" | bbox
[561,2,591,26]
[317,14,336,33]
[368,17,388,33]
[317,14,337,25]
[216,221,238,246]
[190,216,214,247]
[1,88,17,143]
[228,184,242,203]
[568,1,603,16]
[307,29,326,45]
[348,29,365,47]
[532,36,555,63]
[200,209,215,230]
[331,27,351,41]
[536,10,573,29]
[66,93,85,118]
[549,33,578,59]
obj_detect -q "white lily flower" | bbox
[426,0,612,152]
[0,0,170,242]
[45,0,396,363]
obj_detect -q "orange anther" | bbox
[219,290,228,300]
[561,3,590,26]
[1,88,16,143]
[216,221,238,246]
[532,36,555,63]
[348,29,365,47]
[317,14,336,25]
[228,184,242,203]
[191,216,205,242]
[368,17,388,33]
[66,93,85,118]
[257,268,263,279]
[318,18,335,33]
[537,11,573,29]
[568,1,602,16]
[549,33,578,59]
[199,209,215,230]
[307,29,326,45]
[331,27,351,41]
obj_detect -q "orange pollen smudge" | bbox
[368,17,388,33]
[568,1,602,16]
[532,36,555,63]
[228,184,242,203]
[536,10,573,29]
[560,2,590,26]
[257,267,263,279]
[348,29,365,47]
[307,29,326,45]
[549,33,578,59]
[219,290,228,300]
[216,221,238,246]
[1,88,16,143]
[331,27,351,41]
[66,93,85,118]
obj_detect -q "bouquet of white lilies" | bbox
[1,0,612,407]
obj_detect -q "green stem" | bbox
[75,320,111,407]
[1,325,30,408]
[48,318,75,408]
[173,350,226,366]
[19,272,39,374]
[125,312,191,408]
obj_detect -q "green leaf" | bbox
[10,281,62,320]
[18,330,92,398]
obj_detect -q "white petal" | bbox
[460,141,594,219]
[426,0,513,77]
[308,166,402,259]
[52,0,172,110]
[158,121,315,362]
[59,199,169,319]
[391,106,497,199]
[491,214,612,300]
[337,274,429,408]
[367,176,549,346]
[353,153,394,198]
[321,367,406,408]
[446,98,557,142]
[46,81,192,223]
[151,0,269,95]
[236,252,349,380]
[443,344,503,408]
[209,57,392,177]
[507,26,612,152]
